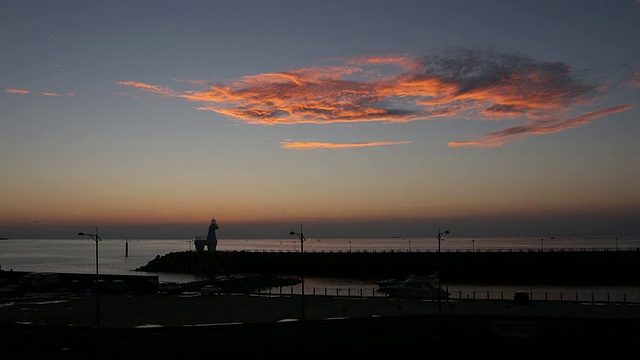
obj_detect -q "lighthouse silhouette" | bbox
[194,218,218,252]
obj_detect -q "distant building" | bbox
[195,218,218,252]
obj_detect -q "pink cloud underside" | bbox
[281,140,412,150]
[118,48,626,147]
[5,88,63,96]
[5,88,30,94]
[448,105,632,148]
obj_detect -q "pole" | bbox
[299,225,305,342]
[300,225,305,319]
[95,227,100,329]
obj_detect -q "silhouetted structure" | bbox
[195,218,218,252]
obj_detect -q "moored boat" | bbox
[377,273,449,299]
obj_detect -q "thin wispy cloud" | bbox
[448,105,632,148]
[5,88,69,97]
[119,47,632,148]
[280,140,411,150]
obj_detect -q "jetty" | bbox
[136,248,640,286]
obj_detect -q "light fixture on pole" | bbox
[437,228,449,253]
[289,225,306,339]
[78,227,102,329]
[436,227,450,316]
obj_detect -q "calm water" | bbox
[1,236,639,301]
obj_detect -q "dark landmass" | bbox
[136,249,640,285]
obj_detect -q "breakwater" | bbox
[136,249,640,285]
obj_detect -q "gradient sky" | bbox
[1,0,639,239]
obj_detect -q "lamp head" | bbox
[289,231,296,235]
[77,232,85,236]
[445,230,450,235]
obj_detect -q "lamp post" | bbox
[437,228,449,253]
[349,240,352,252]
[436,228,449,316]
[615,237,619,251]
[472,239,475,252]
[289,225,306,339]
[78,227,102,329]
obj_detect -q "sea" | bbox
[1,235,640,302]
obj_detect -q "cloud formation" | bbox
[448,105,632,148]
[5,88,71,97]
[119,48,631,148]
[280,140,411,150]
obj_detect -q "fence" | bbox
[225,246,640,254]
[253,285,639,305]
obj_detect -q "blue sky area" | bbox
[1,0,639,239]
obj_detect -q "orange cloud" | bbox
[119,48,630,148]
[448,105,632,148]
[6,88,30,94]
[280,140,411,150]
[117,81,177,96]
[5,88,63,97]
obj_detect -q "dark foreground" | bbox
[1,293,639,359]
[2,314,639,359]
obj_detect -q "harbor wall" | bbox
[136,249,640,285]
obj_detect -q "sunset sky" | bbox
[1,0,639,239]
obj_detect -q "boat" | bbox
[377,273,449,299]
[375,272,439,290]
[374,277,403,288]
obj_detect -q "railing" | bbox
[253,286,640,304]
[452,289,634,304]
[222,247,640,254]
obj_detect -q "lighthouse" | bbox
[194,218,218,252]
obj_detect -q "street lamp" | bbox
[349,240,352,252]
[437,228,449,253]
[78,227,102,329]
[436,228,450,316]
[289,225,306,339]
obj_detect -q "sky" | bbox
[1,0,639,239]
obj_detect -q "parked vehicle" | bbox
[513,291,530,305]
[68,279,87,291]
[200,284,222,296]
[158,282,182,294]
[18,272,61,290]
